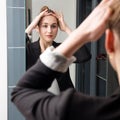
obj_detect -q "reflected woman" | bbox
[25,6,91,93]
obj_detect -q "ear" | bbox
[105,29,115,55]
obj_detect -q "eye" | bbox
[41,24,48,28]
[51,24,58,28]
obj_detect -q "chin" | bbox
[46,39,54,43]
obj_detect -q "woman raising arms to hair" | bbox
[25,6,91,93]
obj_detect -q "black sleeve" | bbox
[11,59,75,120]
[26,43,35,70]
[17,59,60,89]
[74,45,91,63]
[67,89,120,120]
[26,33,34,70]
[56,68,74,91]
[11,43,120,120]
[11,59,120,120]
[26,33,31,44]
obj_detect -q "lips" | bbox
[46,35,53,38]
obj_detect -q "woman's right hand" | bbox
[25,9,48,35]
[54,11,72,35]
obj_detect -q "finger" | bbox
[40,9,48,14]
[54,11,60,18]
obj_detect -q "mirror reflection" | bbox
[25,0,91,95]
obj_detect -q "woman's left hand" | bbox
[54,11,72,34]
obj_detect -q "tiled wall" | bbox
[7,0,25,120]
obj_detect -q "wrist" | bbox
[64,26,72,35]
[40,46,76,73]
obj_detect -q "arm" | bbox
[12,50,120,120]
[55,12,92,63]
[11,47,120,120]
[25,13,41,35]
[25,9,49,35]
[54,0,113,58]
[11,47,76,120]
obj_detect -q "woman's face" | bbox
[38,15,58,43]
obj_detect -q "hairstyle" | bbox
[107,0,120,37]
[38,6,58,26]
[40,6,54,13]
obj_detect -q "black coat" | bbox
[26,39,91,69]
[26,39,91,91]
[11,59,120,120]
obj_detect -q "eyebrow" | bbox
[41,23,58,25]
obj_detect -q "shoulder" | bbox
[27,40,39,50]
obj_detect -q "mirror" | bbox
[25,0,77,92]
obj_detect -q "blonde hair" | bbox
[108,0,120,37]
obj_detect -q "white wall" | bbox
[31,0,76,92]
[0,1,8,120]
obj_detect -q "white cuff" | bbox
[40,46,76,73]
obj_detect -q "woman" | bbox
[25,6,91,92]
[11,0,120,120]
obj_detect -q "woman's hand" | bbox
[77,0,114,43]
[25,9,49,35]
[54,11,72,35]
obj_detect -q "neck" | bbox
[39,39,52,52]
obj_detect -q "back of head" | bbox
[108,0,120,37]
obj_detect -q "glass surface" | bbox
[7,0,26,120]
[8,48,25,86]
[7,8,25,47]
[7,0,25,7]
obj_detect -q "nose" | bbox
[47,26,52,33]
